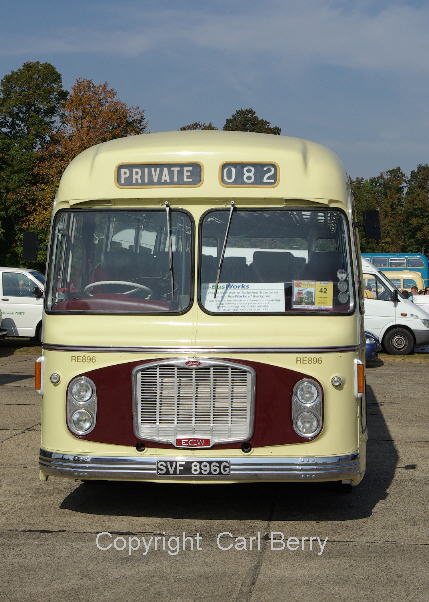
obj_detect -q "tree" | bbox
[352,168,407,252]
[373,168,407,252]
[26,78,148,243]
[402,164,429,253]
[223,108,281,134]
[180,121,218,130]
[60,79,147,152]
[351,177,382,252]
[0,61,67,150]
[0,61,67,264]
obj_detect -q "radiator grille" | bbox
[134,360,254,446]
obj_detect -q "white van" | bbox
[362,258,429,354]
[413,295,429,310]
[0,267,44,341]
[0,307,6,338]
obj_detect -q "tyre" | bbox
[34,323,42,344]
[327,481,353,494]
[382,327,414,355]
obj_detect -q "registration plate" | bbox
[156,460,230,476]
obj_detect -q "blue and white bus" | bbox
[362,253,429,288]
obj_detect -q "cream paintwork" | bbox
[40,131,365,484]
[54,132,349,210]
[381,271,424,291]
[41,350,364,458]
[43,313,358,349]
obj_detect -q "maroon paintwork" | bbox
[73,358,323,448]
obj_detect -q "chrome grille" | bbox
[133,360,255,446]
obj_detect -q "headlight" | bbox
[292,378,322,438]
[67,376,97,435]
[70,409,94,434]
[294,411,320,437]
[421,319,429,328]
[70,377,94,403]
[295,380,319,405]
[365,333,376,344]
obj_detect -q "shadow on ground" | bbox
[0,338,41,358]
[60,383,398,522]
[366,357,384,368]
[0,373,35,385]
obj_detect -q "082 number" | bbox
[221,163,277,186]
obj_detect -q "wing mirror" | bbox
[23,232,39,261]
[362,210,381,240]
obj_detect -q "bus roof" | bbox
[55,131,349,209]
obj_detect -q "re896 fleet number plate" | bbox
[156,460,231,476]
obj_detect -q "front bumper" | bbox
[39,449,362,483]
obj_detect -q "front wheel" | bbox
[382,327,414,355]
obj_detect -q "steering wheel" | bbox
[83,281,153,298]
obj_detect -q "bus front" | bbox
[38,131,366,487]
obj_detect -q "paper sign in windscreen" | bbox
[202,283,285,312]
[292,280,333,309]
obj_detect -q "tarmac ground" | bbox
[0,339,428,602]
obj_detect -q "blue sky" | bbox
[0,0,428,178]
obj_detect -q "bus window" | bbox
[403,278,418,289]
[389,278,402,289]
[407,257,424,268]
[363,274,391,301]
[47,209,193,313]
[371,257,388,268]
[389,257,406,268]
[200,209,354,313]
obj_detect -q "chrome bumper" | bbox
[39,449,361,482]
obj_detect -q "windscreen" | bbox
[29,270,46,285]
[47,209,193,313]
[199,209,354,314]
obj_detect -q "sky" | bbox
[0,0,428,178]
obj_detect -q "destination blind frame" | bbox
[116,163,202,187]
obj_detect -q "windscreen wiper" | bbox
[214,201,235,298]
[164,201,174,297]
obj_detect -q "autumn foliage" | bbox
[26,79,148,238]
[1,61,429,267]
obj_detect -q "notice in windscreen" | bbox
[202,283,285,313]
[292,281,333,310]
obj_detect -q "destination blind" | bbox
[116,163,202,187]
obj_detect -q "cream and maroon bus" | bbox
[37,131,368,487]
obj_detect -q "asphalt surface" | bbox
[0,341,428,602]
